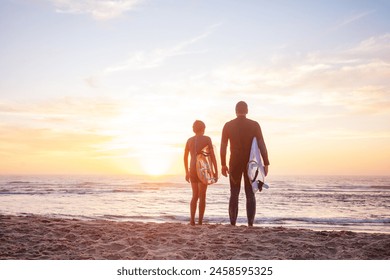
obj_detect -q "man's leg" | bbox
[229,172,241,226]
[244,173,256,226]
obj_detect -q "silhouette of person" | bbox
[184,120,218,225]
[220,101,269,226]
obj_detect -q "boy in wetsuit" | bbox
[220,101,270,226]
[184,120,218,225]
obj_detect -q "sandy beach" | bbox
[1,215,389,260]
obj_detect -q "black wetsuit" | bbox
[185,135,213,183]
[221,116,269,226]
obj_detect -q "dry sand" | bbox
[1,215,389,260]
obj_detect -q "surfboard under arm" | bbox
[196,145,217,185]
[247,137,269,192]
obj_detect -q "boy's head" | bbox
[193,120,205,134]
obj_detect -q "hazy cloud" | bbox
[209,33,390,116]
[104,24,221,73]
[335,10,375,29]
[47,0,143,20]
[0,97,121,132]
[347,33,390,59]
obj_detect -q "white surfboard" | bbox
[196,145,217,185]
[247,137,269,193]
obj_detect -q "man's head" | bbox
[193,120,205,134]
[235,101,248,116]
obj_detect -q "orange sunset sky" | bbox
[0,0,389,176]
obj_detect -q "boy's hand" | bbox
[221,165,229,177]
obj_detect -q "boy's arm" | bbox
[183,141,190,182]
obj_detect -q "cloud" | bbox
[0,126,112,154]
[202,33,390,127]
[0,96,121,132]
[47,0,143,20]
[320,86,390,114]
[335,10,375,29]
[348,34,390,59]
[0,96,126,173]
[104,23,221,73]
[0,123,119,174]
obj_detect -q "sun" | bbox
[139,148,173,176]
[140,156,170,176]
[105,107,188,177]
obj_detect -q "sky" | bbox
[0,0,389,176]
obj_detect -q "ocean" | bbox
[0,175,389,234]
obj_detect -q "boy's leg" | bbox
[198,183,208,225]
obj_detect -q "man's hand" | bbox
[221,165,229,177]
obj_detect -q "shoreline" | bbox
[1,215,389,260]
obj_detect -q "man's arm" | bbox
[208,139,219,180]
[220,123,229,177]
[256,124,270,175]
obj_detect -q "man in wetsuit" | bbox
[220,101,270,226]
